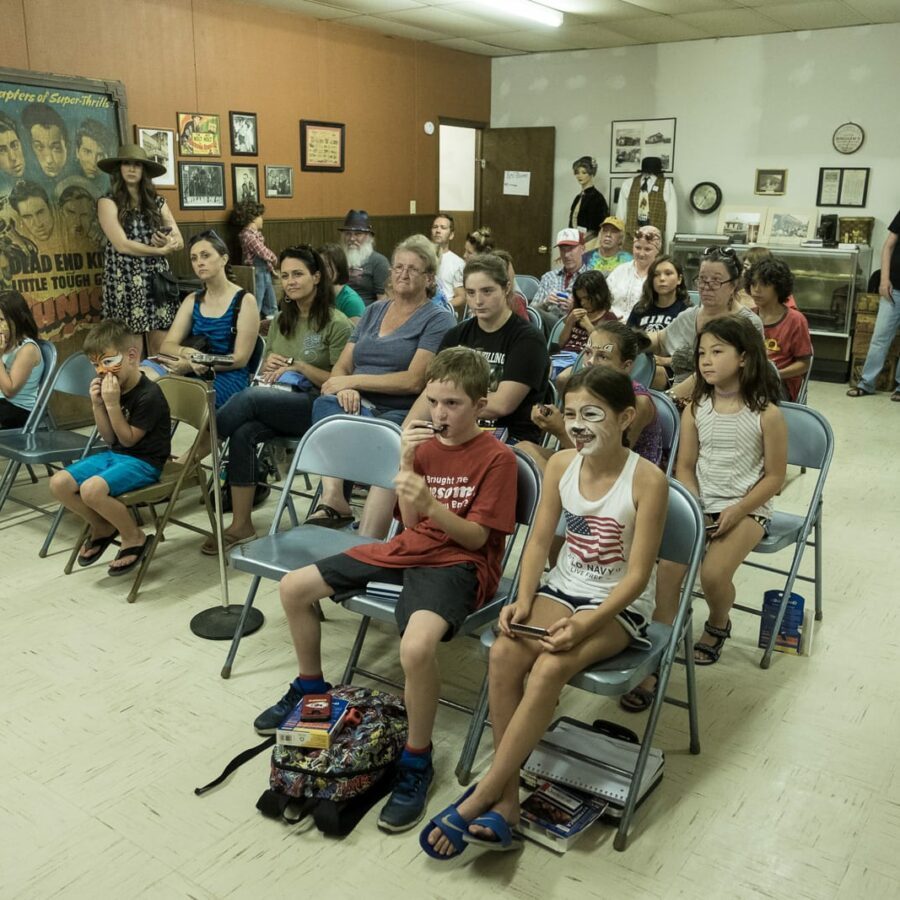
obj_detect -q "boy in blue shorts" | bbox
[49,320,171,576]
[254,347,519,833]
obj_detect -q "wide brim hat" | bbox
[338,209,374,233]
[97,143,166,179]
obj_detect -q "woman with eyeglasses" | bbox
[605,225,662,321]
[204,246,353,552]
[641,246,763,402]
[304,233,456,530]
[149,230,259,408]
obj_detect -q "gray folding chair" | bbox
[630,352,655,388]
[221,415,403,678]
[515,274,542,304]
[0,352,101,547]
[735,403,833,668]
[648,389,680,476]
[547,315,566,350]
[796,353,814,406]
[526,305,543,332]
[458,479,704,852]
[8,339,58,484]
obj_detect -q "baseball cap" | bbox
[556,228,583,247]
[600,216,625,232]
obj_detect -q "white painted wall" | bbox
[491,23,899,268]
[439,124,476,211]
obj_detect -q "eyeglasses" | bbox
[391,264,426,277]
[696,277,734,290]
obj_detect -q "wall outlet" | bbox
[409,200,417,214]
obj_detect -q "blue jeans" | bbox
[253,259,277,317]
[858,289,900,393]
[311,393,408,427]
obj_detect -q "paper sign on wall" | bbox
[503,170,531,196]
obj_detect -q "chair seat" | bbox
[0,431,94,464]
[229,525,379,580]
[117,461,203,506]
[342,576,514,633]
[479,621,671,695]
[754,511,804,554]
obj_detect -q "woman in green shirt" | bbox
[318,242,365,323]
[206,245,351,552]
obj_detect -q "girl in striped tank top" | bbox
[682,316,786,665]
[422,368,668,857]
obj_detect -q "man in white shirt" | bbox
[432,213,465,314]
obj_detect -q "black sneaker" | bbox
[377,757,434,832]
[253,682,304,735]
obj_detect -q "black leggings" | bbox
[0,398,29,429]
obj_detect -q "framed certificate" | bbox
[816,167,870,208]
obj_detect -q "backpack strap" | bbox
[194,735,274,796]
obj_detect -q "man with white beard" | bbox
[338,209,390,305]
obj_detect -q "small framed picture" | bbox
[134,126,176,188]
[177,112,221,156]
[232,163,259,204]
[300,119,345,173]
[608,176,629,206]
[178,162,225,210]
[265,165,294,198]
[754,169,787,196]
[229,111,258,156]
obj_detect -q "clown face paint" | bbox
[564,390,621,456]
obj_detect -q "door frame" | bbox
[437,116,488,221]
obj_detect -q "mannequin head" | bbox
[572,156,597,190]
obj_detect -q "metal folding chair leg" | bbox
[39,504,67,558]
[340,616,372,684]
[682,612,701,755]
[455,675,490,785]
[221,576,263,679]
[813,516,823,621]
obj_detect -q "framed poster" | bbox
[232,163,259,204]
[178,161,225,209]
[177,112,220,156]
[229,111,257,156]
[760,208,817,244]
[265,165,293,198]
[0,65,127,340]
[134,126,175,188]
[816,167,870,208]
[610,118,675,174]
[300,119,345,172]
[754,169,787,196]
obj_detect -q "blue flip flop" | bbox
[418,785,476,860]
[462,810,523,851]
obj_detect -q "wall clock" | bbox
[690,181,722,214]
[832,122,864,154]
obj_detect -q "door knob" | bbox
[538,245,548,254]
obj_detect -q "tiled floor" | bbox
[1,382,898,899]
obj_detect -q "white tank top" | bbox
[694,395,771,517]
[545,450,655,623]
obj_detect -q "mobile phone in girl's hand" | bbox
[509,622,550,639]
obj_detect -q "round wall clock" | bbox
[832,122,864,154]
[690,181,722,214]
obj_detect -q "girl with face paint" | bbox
[430,366,667,855]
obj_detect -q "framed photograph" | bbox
[716,206,768,244]
[176,112,220,156]
[300,119,345,172]
[610,117,676,174]
[232,163,259,204]
[229,111,257,156]
[608,176,629,206]
[0,65,127,342]
[265,165,294,198]
[755,169,787,196]
[816,167,870,208]
[761,208,817,245]
[134,126,176,188]
[178,162,225,209]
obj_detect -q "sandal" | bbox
[201,530,257,556]
[107,536,152,577]
[463,811,523,851]
[891,391,900,403]
[846,387,872,398]
[694,619,732,666]
[418,785,476,860]
[77,530,118,567]
[303,503,355,530]
[619,674,658,713]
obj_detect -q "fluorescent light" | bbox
[481,0,564,28]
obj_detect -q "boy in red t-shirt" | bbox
[749,257,812,401]
[254,347,519,832]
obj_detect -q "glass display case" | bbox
[670,235,872,381]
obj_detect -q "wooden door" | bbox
[478,126,556,278]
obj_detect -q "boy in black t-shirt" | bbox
[50,320,171,576]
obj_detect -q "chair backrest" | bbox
[659,478,704,568]
[547,316,566,349]
[688,290,700,306]
[526,305,543,332]
[516,275,541,303]
[630,352,655,388]
[795,354,814,405]
[47,351,98,398]
[157,375,211,433]
[249,335,266,378]
[648,389,680,476]
[20,340,58,431]
[290,415,402,488]
[780,402,833,471]
[498,449,543,576]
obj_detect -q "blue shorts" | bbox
[65,451,161,497]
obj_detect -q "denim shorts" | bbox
[66,451,161,497]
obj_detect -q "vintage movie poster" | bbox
[177,113,221,157]
[0,75,123,339]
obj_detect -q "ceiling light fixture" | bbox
[481,0,564,28]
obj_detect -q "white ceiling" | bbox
[247,0,900,56]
